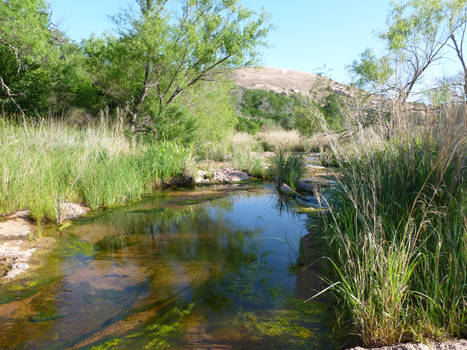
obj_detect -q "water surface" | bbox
[0,184,338,349]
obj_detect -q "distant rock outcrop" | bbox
[233,66,356,98]
[232,66,430,119]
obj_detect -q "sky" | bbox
[49,0,392,84]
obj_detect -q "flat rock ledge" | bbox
[349,339,467,350]
[0,202,89,279]
[0,217,36,278]
[195,168,250,184]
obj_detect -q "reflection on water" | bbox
[0,184,339,349]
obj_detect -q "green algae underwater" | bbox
[0,183,344,349]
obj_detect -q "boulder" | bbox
[58,203,90,223]
[279,183,299,197]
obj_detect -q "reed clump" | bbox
[317,103,466,346]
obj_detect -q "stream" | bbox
[0,183,342,349]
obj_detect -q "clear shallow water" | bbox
[0,183,340,349]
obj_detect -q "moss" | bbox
[90,338,122,350]
[55,235,95,258]
[235,310,312,341]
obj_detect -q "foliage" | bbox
[176,79,238,143]
[0,0,58,114]
[85,0,270,140]
[348,49,392,91]
[236,116,264,134]
[349,0,467,101]
[238,88,346,136]
[239,89,302,131]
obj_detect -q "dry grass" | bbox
[257,129,306,152]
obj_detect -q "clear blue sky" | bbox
[48,0,391,84]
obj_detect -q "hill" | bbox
[233,67,355,98]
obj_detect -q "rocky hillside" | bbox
[233,67,356,99]
[232,67,430,133]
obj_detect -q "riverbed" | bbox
[0,183,342,349]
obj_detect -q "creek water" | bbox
[0,183,341,349]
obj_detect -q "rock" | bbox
[58,203,90,223]
[195,170,212,184]
[296,180,314,193]
[213,168,249,182]
[5,210,30,219]
[347,339,467,350]
[0,240,35,278]
[0,218,33,238]
[195,168,249,184]
[279,183,300,197]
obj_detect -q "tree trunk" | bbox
[464,69,467,102]
[129,111,138,149]
[129,61,151,148]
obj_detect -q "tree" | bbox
[349,0,464,102]
[86,0,270,145]
[349,49,393,93]
[444,0,467,100]
[0,0,58,121]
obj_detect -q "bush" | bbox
[235,116,263,134]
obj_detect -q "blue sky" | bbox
[49,0,392,84]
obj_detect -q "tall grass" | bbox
[272,150,306,189]
[0,118,194,222]
[318,104,466,346]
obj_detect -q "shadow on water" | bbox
[0,183,344,349]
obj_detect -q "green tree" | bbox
[349,0,466,102]
[349,49,392,92]
[87,0,270,145]
[0,0,59,120]
[444,0,466,100]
